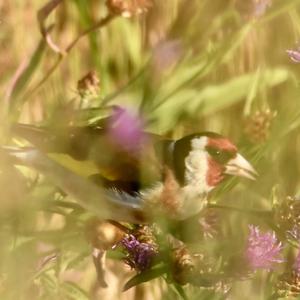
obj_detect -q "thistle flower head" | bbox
[235,0,272,19]
[171,246,195,284]
[152,40,182,73]
[108,108,145,152]
[294,250,300,275]
[287,49,300,63]
[275,271,300,298]
[245,225,284,271]
[253,0,272,17]
[121,234,157,271]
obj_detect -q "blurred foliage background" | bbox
[1,0,300,299]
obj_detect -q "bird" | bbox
[2,118,257,223]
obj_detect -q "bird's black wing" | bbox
[11,123,174,196]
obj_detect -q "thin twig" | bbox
[107,220,131,233]
[4,58,29,110]
[66,14,114,53]
[27,14,115,96]
[37,0,64,54]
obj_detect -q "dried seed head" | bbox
[198,209,220,239]
[274,196,300,242]
[275,248,300,297]
[131,225,158,245]
[244,109,277,143]
[171,246,196,285]
[77,71,100,98]
[275,271,300,298]
[106,0,153,18]
[275,197,300,226]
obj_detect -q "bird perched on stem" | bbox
[2,115,257,223]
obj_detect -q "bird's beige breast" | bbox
[141,167,208,220]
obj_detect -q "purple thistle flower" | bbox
[245,225,284,271]
[253,0,272,17]
[286,49,300,63]
[152,39,182,73]
[121,234,157,271]
[108,108,145,152]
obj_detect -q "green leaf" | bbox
[188,68,289,116]
[150,22,253,113]
[150,68,289,132]
[259,0,300,23]
[243,67,262,116]
[60,281,89,300]
[40,272,58,294]
[8,39,47,115]
[72,0,100,68]
[123,266,167,291]
[172,283,188,300]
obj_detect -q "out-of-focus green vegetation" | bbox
[2,0,300,299]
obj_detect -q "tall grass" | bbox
[1,1,300,299]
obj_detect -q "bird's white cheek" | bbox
[184,150,211,193]
[186,153,201,169]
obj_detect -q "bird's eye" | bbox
[206,147,234,164]
[207,148,221,157]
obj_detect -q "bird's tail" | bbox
[0,146,146,223]
[11,123,52,147]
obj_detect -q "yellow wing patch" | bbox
[47,153,123,180]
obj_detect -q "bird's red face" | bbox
[172,132,257,193]
[205,136,238,187]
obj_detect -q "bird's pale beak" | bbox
[224,153,258,180]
